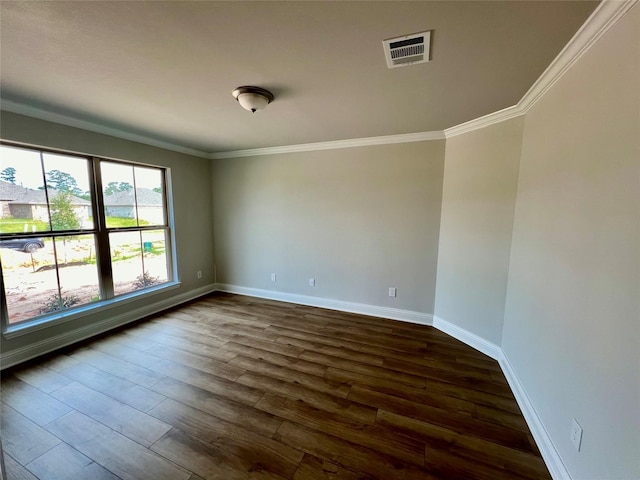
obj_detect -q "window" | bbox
[0,143,175,330]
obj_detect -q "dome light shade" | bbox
[232,86,274,113]
[236,92,269,112]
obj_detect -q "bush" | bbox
[40,292,80,314]
[133,271,160,289]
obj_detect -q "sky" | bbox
[0,145,161,192]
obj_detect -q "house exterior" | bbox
[0,180,91,223]
[103,188,164,224]
[0,180,30,218]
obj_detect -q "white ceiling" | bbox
[0,1,598,154]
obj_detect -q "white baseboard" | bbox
[499,353,570,480]
[215,283,433,326]
[432,316,501,360]
[0,283,217,369]
[432,315,567,480]
[216,289,566,480]
[2,282,567,480]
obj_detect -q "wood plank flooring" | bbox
[0,292,551,479]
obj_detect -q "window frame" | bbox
[0,141,179,337]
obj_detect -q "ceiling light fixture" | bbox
[232,86,274,113]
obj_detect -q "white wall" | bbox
[1,5,638,478]
[502,5,640,479]
[212,141,445,315]
[434,117,523,345]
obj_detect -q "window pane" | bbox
[1,236,54,323]
[134,167,165,226]
[54,235,101,306]
[110,230,169,296]
[101,162,137,228]
[1,234,102,324]
[0,145,49,233]
[43,153,93,230]
[110,231,143,296]
[142,230,168,285]
[1,145,174,329]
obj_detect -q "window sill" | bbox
[3,281,181,339]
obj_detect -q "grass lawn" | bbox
[0,216,150,233]
[105,217,150,228]
[0,218,49,233]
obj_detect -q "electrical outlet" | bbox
[196,270,202,279]
[570,418,583,452]
[389,287,396,297]
[309,278,315,286]
[271,273,277,282]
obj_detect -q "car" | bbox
[0,238,45,253]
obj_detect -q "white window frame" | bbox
[0,142,180,337]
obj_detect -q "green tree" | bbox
[104,181,133,195]
[46,170,82,196]
[50,191,80,231]
[50,191,80,264]
[1,167,16,184]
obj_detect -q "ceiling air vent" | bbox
[383,31,431,69]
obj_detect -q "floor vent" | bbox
[383,31,431,69]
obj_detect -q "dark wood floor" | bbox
[1,293,550,480]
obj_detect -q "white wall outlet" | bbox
[570,418,583,452]
[196,270,202,279]
[309,278,315,286]
[389,287,397,297]
[271,273,277,282]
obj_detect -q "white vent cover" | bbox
[383,31,431,69]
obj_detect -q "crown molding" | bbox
[444,105,523,139]
[444,0,637,139]
[0,99,211,159]
[519,0,638,114]
[2,1,634,158]
[210,131,446,159]
[228,0,635,149]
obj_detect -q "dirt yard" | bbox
[3,254,167,324]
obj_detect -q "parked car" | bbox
[0,238,45,253]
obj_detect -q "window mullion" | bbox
[0,263,9,331]
[51,239,64,307]
[1,143,174,329]
[91,157,114,300]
